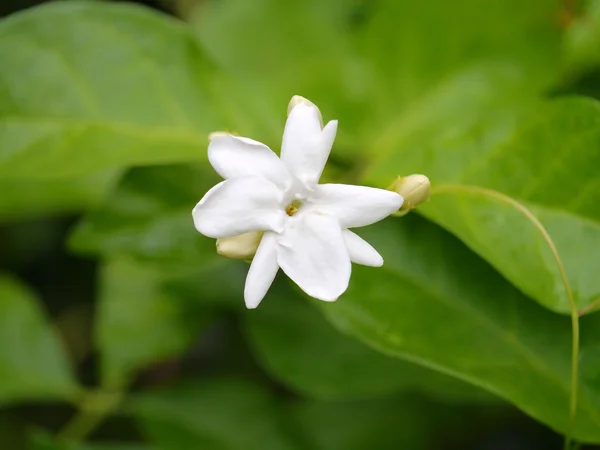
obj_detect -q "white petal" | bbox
[281,102,338,191]
[342,230,383,267]
[244,232,279,309]
[208,135,291,190]
[192,176,286,239]
[276,212,350,301]
[305,184,403,228]
[197,180,225,206]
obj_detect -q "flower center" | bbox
[285,200,302,216]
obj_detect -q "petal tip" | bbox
[244,291,263,309]
[316,294,340,303]
[324,119,338,129]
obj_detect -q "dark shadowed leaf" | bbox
[131,378,300,450]
[97,259,212,388]
[0,275,77,403]
[290,396,468,450]
[30,431,150,450]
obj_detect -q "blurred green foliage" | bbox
[1,0,600,449]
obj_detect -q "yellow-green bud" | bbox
[287,95,323,128]
[216,231,263,260]
[390,174,431,215]
[208,131,229,141]
[208,131,240,141]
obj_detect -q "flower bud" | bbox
[287,95,323,128]
[216,231,263,260]
[208,130,240,141]
[208,131,229,141]
[390,174,431,215]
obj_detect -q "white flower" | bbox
[192,96,403,309]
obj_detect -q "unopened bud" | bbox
[208,131,237,141]
[216,231,263,260]
[287,95,323,128]
[389,174,431,215]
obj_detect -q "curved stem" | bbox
[578,297,600,317]
[431,184,579,450]
[57,390,123,443]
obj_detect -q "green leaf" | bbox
[69,165,219,265]
[562,0,600,77]
[131,378,300,450]
[97,259,212,388]
[290,396,462,450]
[0,2,223,180]
[357,0,560,133]
[190,0,561,154]
[189,0,366,150]
[0,170,120,221]
[245,279,496,403]
[161,259,248,311]
[30,431,149,450]
[319,215,600,442]
[0,275,78,403]
[366,82,600,313]
[0,410,26,449]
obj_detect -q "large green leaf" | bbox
[97,259,212,388]
[190,0,561,154]
[245,279,495,402]
[131,378,300,450]
[0,275,78,403]
[319,215,600,442]
[366,82,600,313]
[0,2,223,180]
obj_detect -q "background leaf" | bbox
[245,279,496,403]
[131,378,300,450]
[357,0,560,131]
[0,170,120,221]
[562,0,600,77]
[366,92,600,314]
[290,396,467,450]
[97,259,212,388]
[69,165,219,266]
[30,431,149,450]
[189,0,365,150]
[320,216,600,442]
[0,1,224,180]
[189,0,561,155]
[0,274,77,403]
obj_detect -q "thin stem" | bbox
[57,390,123,443]
[431,184,579,450]
[578,297,600,317]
